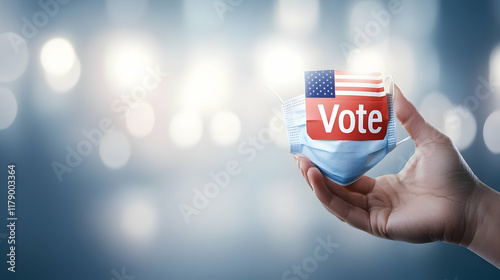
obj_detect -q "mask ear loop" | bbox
[267,85,284,104]
[384,75,412,147]
[384,75,395,99]
[397,136,412,146]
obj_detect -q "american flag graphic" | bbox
[305,70,389,141]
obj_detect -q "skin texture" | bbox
[295,85,500,268]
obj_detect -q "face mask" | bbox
[276,70,409,186]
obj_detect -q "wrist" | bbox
[461,181,500,267]
[459,181,487,247]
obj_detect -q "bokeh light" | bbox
[180,54,231,112]
[275,0,319,35]
[104,38,154,91]
[444,106,477,150]
[99,130,131,168]
[384,37,416,91]
[209,111,241,146]
[169,111,203,148]
[255,38,305,91]
[418,92,453,132]
[483,110,500,153]
[40,38,76,76]
[44,55,81,93]
[126,101,155,137]
[489,44,500,88]
[121,197,158,241]
[0,32,29,82]
[347,48,385,73]
[0,88,18,130]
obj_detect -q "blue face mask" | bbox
[278,71,407,186]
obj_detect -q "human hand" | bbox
[296,85,487,246]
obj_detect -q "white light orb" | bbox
[418,92,453,133]
[484,111,500,154]
[347,48,385,73]
[255,39,305,92]
[169,111,203,148]
[444,106,476,150]
[0,88,18,130]
[489,44,500,90]
[40,38,76,75]
[180,56,230,112]
[99,131,131,169]
[276,0,319,34]
[209,111,241,146]
[0,32,29,82]
[126,101,155,137]
[44,56,81,93]
[121,198,158,241]
[105,41,154,91]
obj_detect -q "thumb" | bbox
[394,84,442,146]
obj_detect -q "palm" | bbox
[368,140,474,243]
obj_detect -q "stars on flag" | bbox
[305,70,335,97]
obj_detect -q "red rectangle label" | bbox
[306,96,389,141]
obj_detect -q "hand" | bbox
[296,85,485,245]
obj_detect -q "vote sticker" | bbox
[305,70,389,141]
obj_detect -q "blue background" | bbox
[0,0,500,279]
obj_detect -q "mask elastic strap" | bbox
[384,75,395,99]
[396,136,412,147]
[384,75,412,148]
[267,85,284,104]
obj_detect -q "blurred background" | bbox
[0,0,500,279]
